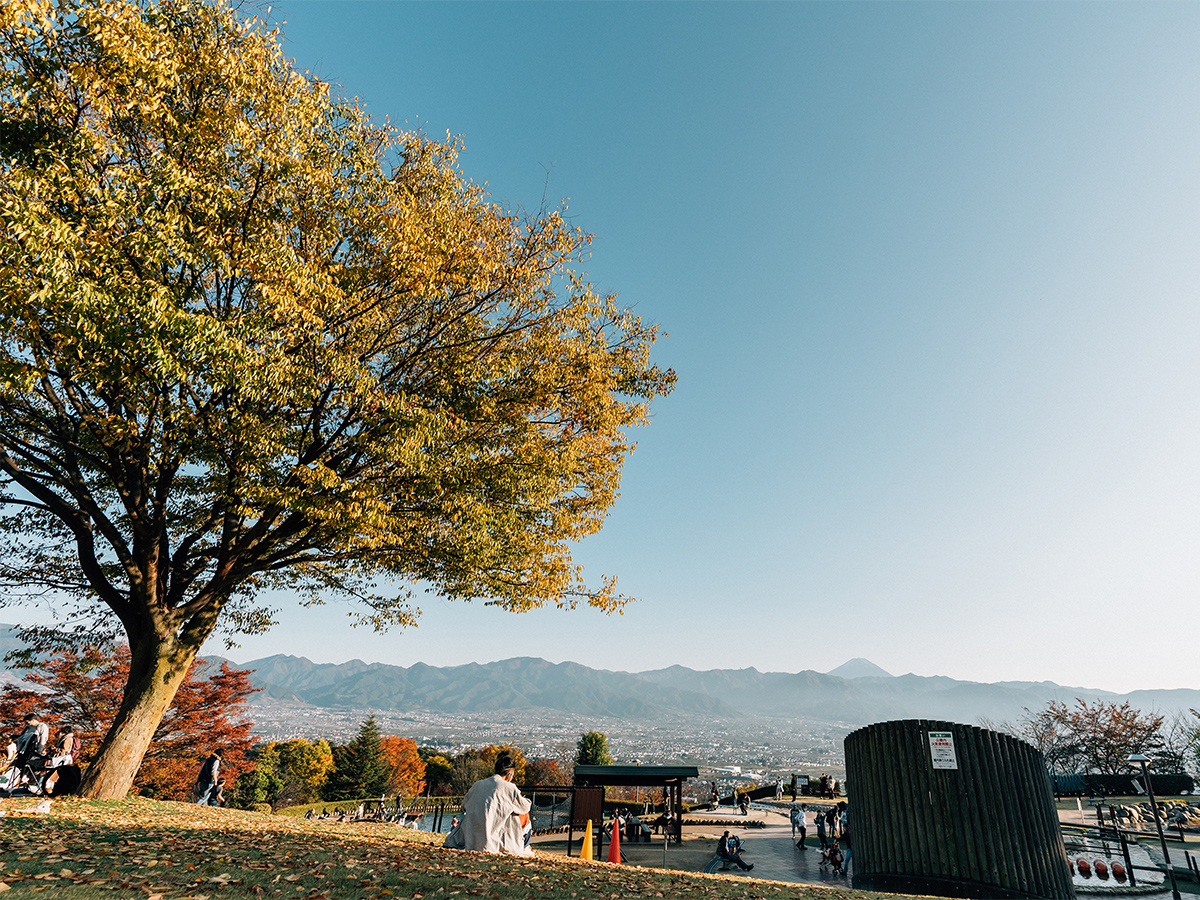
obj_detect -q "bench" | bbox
[704,854,734,874]
[625,817,653,843]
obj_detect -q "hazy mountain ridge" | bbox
[241,654,741,720]
[1,625,1195,728]
[233,652,1200,728]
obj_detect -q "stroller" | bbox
[819,842,844,876]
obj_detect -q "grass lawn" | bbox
[0,797,909,900]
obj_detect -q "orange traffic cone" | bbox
[580,820,593,860]
[607,820,621,864]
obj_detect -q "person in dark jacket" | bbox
[718,831,753,870]
[194,749,223,805]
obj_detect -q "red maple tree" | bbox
[379,736,425,796]
[0,646,258,799]
[525,757,567,786]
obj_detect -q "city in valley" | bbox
[248,697,850,802]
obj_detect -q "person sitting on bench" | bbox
[718,831,753,871]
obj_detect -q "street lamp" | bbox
[1127,753,1181,900]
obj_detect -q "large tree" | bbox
[526,757,567,786]
[0,0,672,798]
[422,753,458,796]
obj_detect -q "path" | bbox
[684,804,853,887]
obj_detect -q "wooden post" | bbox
[677,782,684,845]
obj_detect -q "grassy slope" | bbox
[0,797,915,900]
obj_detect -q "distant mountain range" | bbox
[2,624,1196,728]
[233,652,1200,729]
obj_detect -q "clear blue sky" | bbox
[212,2,1200,694]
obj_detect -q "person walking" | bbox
[789,803,800,839]
[194,748,223,805]
[795,803,809,850]
[815,805,828,849]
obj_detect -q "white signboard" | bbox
[928,731,958,770]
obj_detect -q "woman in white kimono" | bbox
[450,753,533,856]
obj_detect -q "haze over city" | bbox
[168,3,1200,696]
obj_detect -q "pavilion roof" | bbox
[572,765,700,787]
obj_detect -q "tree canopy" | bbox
[323,716,387,801]
[1018,699,1172,775]
[0,0,672,798]
[575,730,613,768]
[449,743,527,795]
[379,735,425,797]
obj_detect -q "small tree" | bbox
[1190,709,1200,774]
[449,743,527,794]
[575,731,613,767]
[420,752,455,796]
[1019,699,1166,775]
[380,736,425,797]
[1159,709,1200,776]
[323,716,387,800]
[526,757,567,786]
[228,744,284,810]
[1155,711,1197,775]
[1017,703,1081,773]
[277,739,335,805]
[231,738,334,809]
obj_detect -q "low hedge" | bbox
[277,792,700,819]
[276,796,465,818]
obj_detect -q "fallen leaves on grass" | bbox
[0,797,881,900]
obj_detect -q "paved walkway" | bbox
[688,804,853,887]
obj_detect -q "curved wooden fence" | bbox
[844,719,1075,899]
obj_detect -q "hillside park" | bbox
[1,785,1198,900]
[0,795,882,900]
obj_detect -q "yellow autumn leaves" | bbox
[0,0,673,642]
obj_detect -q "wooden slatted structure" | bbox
[844,719,1075,899]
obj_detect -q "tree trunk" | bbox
[80,636,197,799]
